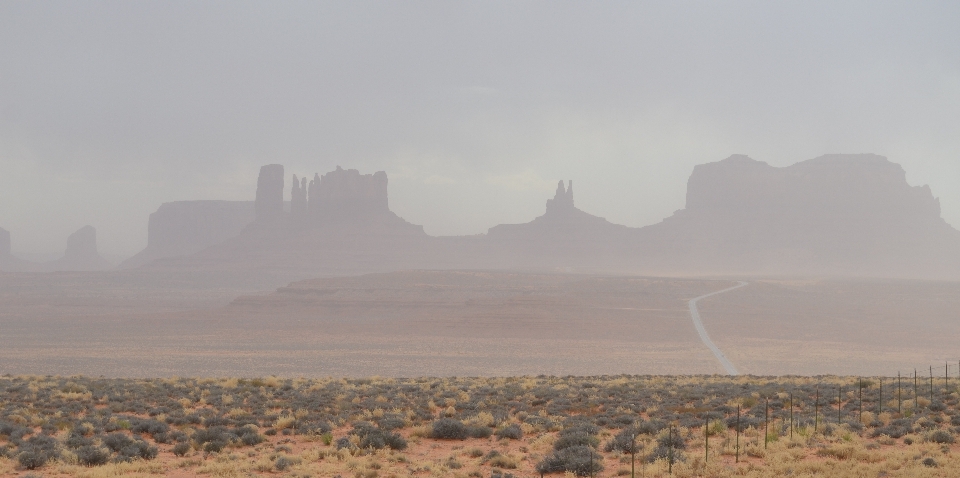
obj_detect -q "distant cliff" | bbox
[0,227,37,272]
[638,154,960,277]
[120,200,255,269]
[134,154,960,284]
[485,180,634,270]
[45,225,112,272]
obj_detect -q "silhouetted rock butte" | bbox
[255,164,285,223]
[139,154,960,285]
[0,228,38,272]
[120,200,255,269]
[486,179,633,270]
[637,154,960,277]
[46,225,112,271]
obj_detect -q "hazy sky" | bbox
[2,1,959,258]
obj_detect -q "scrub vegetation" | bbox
[1,374,960,477]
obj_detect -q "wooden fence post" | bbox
[764,398,769,449]
[735,403,740,463]
[898,372,901,414]
[814,385,819,433]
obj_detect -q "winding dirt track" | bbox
[688,281,748,375]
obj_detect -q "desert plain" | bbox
[1,270,957,378]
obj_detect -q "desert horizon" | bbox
[3,2,960,477]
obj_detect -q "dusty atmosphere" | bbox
[3,2,960,477]
[0,270,956,378]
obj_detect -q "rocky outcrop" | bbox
[255,164,285,222]
[284,166,422,232]
[489,179,627,236]
[46,225,112,271]
[0,228,39,272]
[638,154,960,277]
[546,180,574,213]
[138,155,960,285]
[307,167,390,221]
[120,200,256,269]
[291,175,307,217]
[485,179,633,270]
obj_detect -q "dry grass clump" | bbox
[2,374,960,476]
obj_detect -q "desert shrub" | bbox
[725,416,759,432]
[648,444,686,464]
[647,429,687,464]
[636,420,667,435]
[467,425,492,439]
[554,431,599,451]
[172,442,190,457]
[536,445,603,477]
[870,420,910,439]
[17,449,48,470]
[605,427,639,453]
[103,433,134,453]
[301,420,333,435]
[929,402,947,412]
[350,422,407,450]
[495,424,523,440]
[431,418,468,440]
[0,422,30,441]
[123,440,158,460]
[65,432,93,449]
[193,427,233,446]
[17,434,59,468]
[923,457,938,467]
[76,445,110,466]
[929,430,955,444]
[377,416,405,431]
[203,440,227,453]
[561,420,600,435]
[240,431,263,446]
[275,456,296,471]
[132,419,169,437]
[204,416,230,427]
[335,437,352,449]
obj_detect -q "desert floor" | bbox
[1,270,958,377]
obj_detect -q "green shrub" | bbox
[172,442,190,457]
[929,430,954,444]
[536,445,603,477]
[76,446,110,466]
[495,424,523,440]
[431,418,468,440]
[17,450,48,470]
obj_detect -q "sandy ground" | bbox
[0,270,958,377]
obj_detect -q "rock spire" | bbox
[255,164,285,222]
[546,180,574,213]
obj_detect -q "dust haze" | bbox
[2,2,960,379]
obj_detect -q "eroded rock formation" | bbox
[255,164,284,222]
[291,175,307,217]
[120,200,256,269]
[308,167,390,221]
[638,154,960,277]
[546,180,574,213]
[140,155,960,285]
[47,225,112,271]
